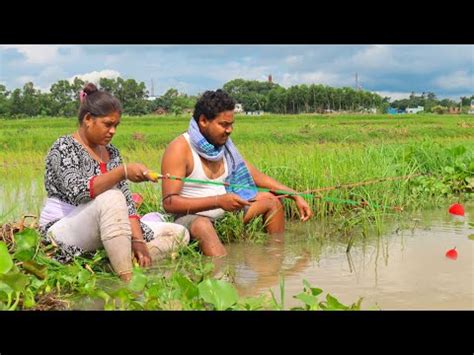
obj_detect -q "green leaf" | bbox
[23,289,36,309]
[0,242,13,274]
[302,279,323,297]
[14,228,39,261]
[146,284,163,299]
[294,292,318,308]
[468,234,474,241]
[325,294,349,310]
[173,273,198,300]
[0,272,30,292]
[198,279,238,310]
[77,269,91,284]
[128,271,147,292]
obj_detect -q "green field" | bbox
[0,113,473,310]
[1,113,473,220]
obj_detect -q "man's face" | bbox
[199,110,235,147]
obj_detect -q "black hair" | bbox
[78,82,122,123]
[192,89,235,122]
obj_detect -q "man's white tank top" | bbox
[180,133,228,219]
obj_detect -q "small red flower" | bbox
[448,203,464,216]
[445,247,458,260]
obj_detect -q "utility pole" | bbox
[151,79,155,97]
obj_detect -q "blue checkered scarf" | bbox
[187,118,257,200]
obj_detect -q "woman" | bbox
[39,83,189,281]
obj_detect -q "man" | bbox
[161,89,312,256]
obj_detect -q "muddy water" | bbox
[222,203,473,310]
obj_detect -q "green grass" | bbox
[1,113,473,222]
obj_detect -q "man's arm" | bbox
[161,137,249,214]
[246,161,313,221]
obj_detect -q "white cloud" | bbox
[1,45,62,65]
[205,61,271,82]
[349,45,396,69]
[432,70,473,91]
[68,69,121,84]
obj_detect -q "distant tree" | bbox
[0,84,11,116]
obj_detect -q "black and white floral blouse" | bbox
[40,135,154,263]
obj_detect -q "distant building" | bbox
[469,99,474,114]
[245,110,264,116]
[448,107,461,114]
[406,106,424,114]
[146,96,158,101]
[387,107,407,114]
[234,103,243,113]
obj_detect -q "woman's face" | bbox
[85,111,121,145]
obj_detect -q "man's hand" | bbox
[216,194,251,211]
[294,196,313,222]
[132,241,152,267]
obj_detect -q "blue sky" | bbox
[0,45,472,101]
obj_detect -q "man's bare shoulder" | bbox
[164,135,190,159]
[166,135,185,151]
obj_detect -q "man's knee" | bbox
[260,192,284,211]
[189,216,215,236]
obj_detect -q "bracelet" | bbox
[123,164,128,180]
[132,239,146,244]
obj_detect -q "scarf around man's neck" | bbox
[187,118,257,200]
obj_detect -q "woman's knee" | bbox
[172,224,190,245]
[95,188,127,206]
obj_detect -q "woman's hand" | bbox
[132,240,152,267]
[124,163,156,183]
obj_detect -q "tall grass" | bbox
[1,114,473,224]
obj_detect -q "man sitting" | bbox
[161,89,313,256]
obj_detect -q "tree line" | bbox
[0,77,470,118]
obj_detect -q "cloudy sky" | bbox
[0,45,472,101]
